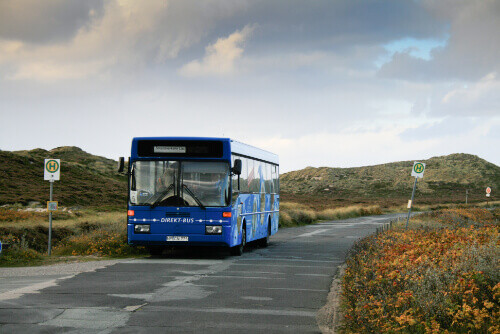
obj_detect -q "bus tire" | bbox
[147,246,163,257]
[260,220,271,248]
[230,224,246,256]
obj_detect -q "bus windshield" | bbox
[130,161,230,207]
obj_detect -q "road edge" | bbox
[316,263,346,334]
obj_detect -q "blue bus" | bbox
[118,137,279,256]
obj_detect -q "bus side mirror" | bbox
[232,159,242,175]
[118,157,125,173]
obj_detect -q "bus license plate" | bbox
[167,236,188,242]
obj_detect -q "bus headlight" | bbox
[205,225,222,235]
[134,224,150,233]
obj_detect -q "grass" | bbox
[0,149,126,207]
[53,218,145,258]
[279,202,383,227]
[339,207,500,333]
[0,209,146,267]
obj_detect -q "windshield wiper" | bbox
[150,183,175,209]
[182,184,206,210]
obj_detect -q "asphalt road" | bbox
[0,213,404,333]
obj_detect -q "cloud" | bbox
[0,0,104,43]
[0,0,447,82]
[179,25,255,77]
[0,0,247,82]
[250,118,500,172]
[249,128,436,171]
[439,72,500,116]
[379,0,500,81]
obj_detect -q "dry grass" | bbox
[279,202,383,227]
[317,205,382,220]
[0,209,143,266]
[53,223,144,257]
[0,208,124,229]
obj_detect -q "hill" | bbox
[1,148,498,209]
[0,146,126,208]
[281,154,499,207]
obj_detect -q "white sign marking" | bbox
[44,159,60,181]
[411,161,426,178]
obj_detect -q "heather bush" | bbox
[0,233,43,265]
[53,229,144,257]
[340,208,500,333]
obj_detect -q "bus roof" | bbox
[230,140,279,165]
[131,137,279,165]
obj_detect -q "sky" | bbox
[0,0,499,173]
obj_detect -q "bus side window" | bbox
[266,163,273,194]
[259,161,265,194]
[248,159,257,193]
[272,165,279,194]
[231,156,239,204]
[240,157,248,193]
[276,166,280,193]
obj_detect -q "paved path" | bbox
[0,214,404,333]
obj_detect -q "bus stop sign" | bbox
[411,162,426,178]
[44,159,60,181]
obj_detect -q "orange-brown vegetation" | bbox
[340,208,499,333]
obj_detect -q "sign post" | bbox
[406,162,425,229]
[44,159,60,255]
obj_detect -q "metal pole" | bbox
[48,180,53,256]
[405,177,418,229]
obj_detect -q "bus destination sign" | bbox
[138,140,224,158]
[154,146,186,154]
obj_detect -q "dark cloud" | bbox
[196,0,446,54]
[378,1,500,81]
[0,0,104,43]
[378,52,437,81]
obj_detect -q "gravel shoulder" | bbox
[317,264,345,334]
[0,259,126,278]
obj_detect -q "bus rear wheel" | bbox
[260,222,271,247]
[230,227,246,256]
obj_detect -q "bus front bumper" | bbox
[127,224,233,247]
